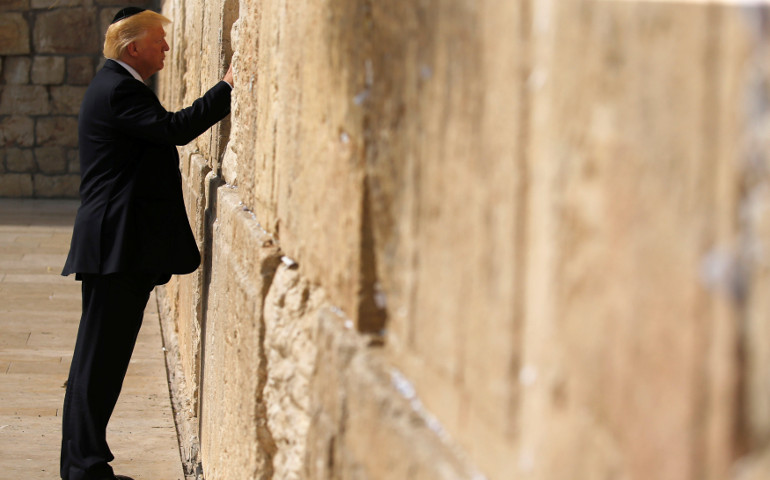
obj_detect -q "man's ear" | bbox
[126,42,138,57]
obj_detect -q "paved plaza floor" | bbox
[0,199,184,480]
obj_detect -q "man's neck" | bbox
[114,58,145,82]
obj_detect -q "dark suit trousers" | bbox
[60,272,161,480]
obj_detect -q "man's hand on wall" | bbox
[224,64,234,87]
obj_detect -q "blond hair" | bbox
[103,10,171,60]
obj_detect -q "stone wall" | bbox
[155,1,770,480]
[0,0,156,198]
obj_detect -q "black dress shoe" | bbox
[115,476,135,480]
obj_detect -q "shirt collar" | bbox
[113,59,144,83]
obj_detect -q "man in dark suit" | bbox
[60,7,234,480]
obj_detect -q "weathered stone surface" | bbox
[35,116,77,147]
[6,148,34,172]
[263,264,322,480]
[50,86,86,114]
[32,173,78,197]
[155,1,770,480]
[307,310,483,480]
[34,147,66,173]
[31,0,81,8]
[34,8,98,54]
[0,0,29,11]
[0,116,34,147]
[198,187,281,480]
[31,56,64,84]
[0,13,30,54]
[66,56,93,85]
[0,85,48,115]
[0,173,33,196]
[94,0,145,5]
[226,0,369,329]
[67,149,79,173]
[3,56,30,84]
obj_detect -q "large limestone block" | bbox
[51,86,87,115]
[304,310,483,480]
[192,0,234,164]
[34,147,66,173]
[0,85,49,115]
[199,187,281,480]
[262,264,325,480]
[6,148,34,173]
[354,6,526,475]
[34,8,99,54]
[33,174,79,198]
[0,13,30,54]
[66,57,94,85]
[31,56,65,85]
[0,173,33,196]
[31,0,82,8]
[35,116,78,147]
[182,0,205,105]
[3,56,30,84]
[516,2,747,480]
[231,0,370,328]
[93,0,145,5]
[158,0,187,112]
[0,116,34,147]
[0,1,28,11]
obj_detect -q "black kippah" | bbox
[110,7,146,24]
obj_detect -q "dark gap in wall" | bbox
[358,177,387,334]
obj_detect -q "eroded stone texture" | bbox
[34,8,99,54]
[6,148,34,172]
[0,116,34,147]
[3,56,30,84]
[198,187,281,480]
[226,0,368,328]
[0,0,29,11]
[0,85,48,115]
[31,56,65,84]
[0,13,30,54]
[66,56,94,85]
[31,0,82,8]
[32,173,79,197]
[50,86,87,115]
[0,173,33,196]
[34,146,66,173]
[263,264,323,480]
[154,1,770,480]
[35,116,77,147]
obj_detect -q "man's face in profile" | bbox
[133,24,169,79]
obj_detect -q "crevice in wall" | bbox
[358,178,387,334]
[734,6,770,469]
[196,171,221,451]
[155,287,204,480]
[254,253,281,480]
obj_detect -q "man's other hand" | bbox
[223,64,234,86]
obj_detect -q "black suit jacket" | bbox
[62,60,231,282]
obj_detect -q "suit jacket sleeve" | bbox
[110,79,231,146]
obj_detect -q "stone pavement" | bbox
[0,199,184,480]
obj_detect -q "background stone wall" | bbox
[154,1,770,480]
[0,0,155,198]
